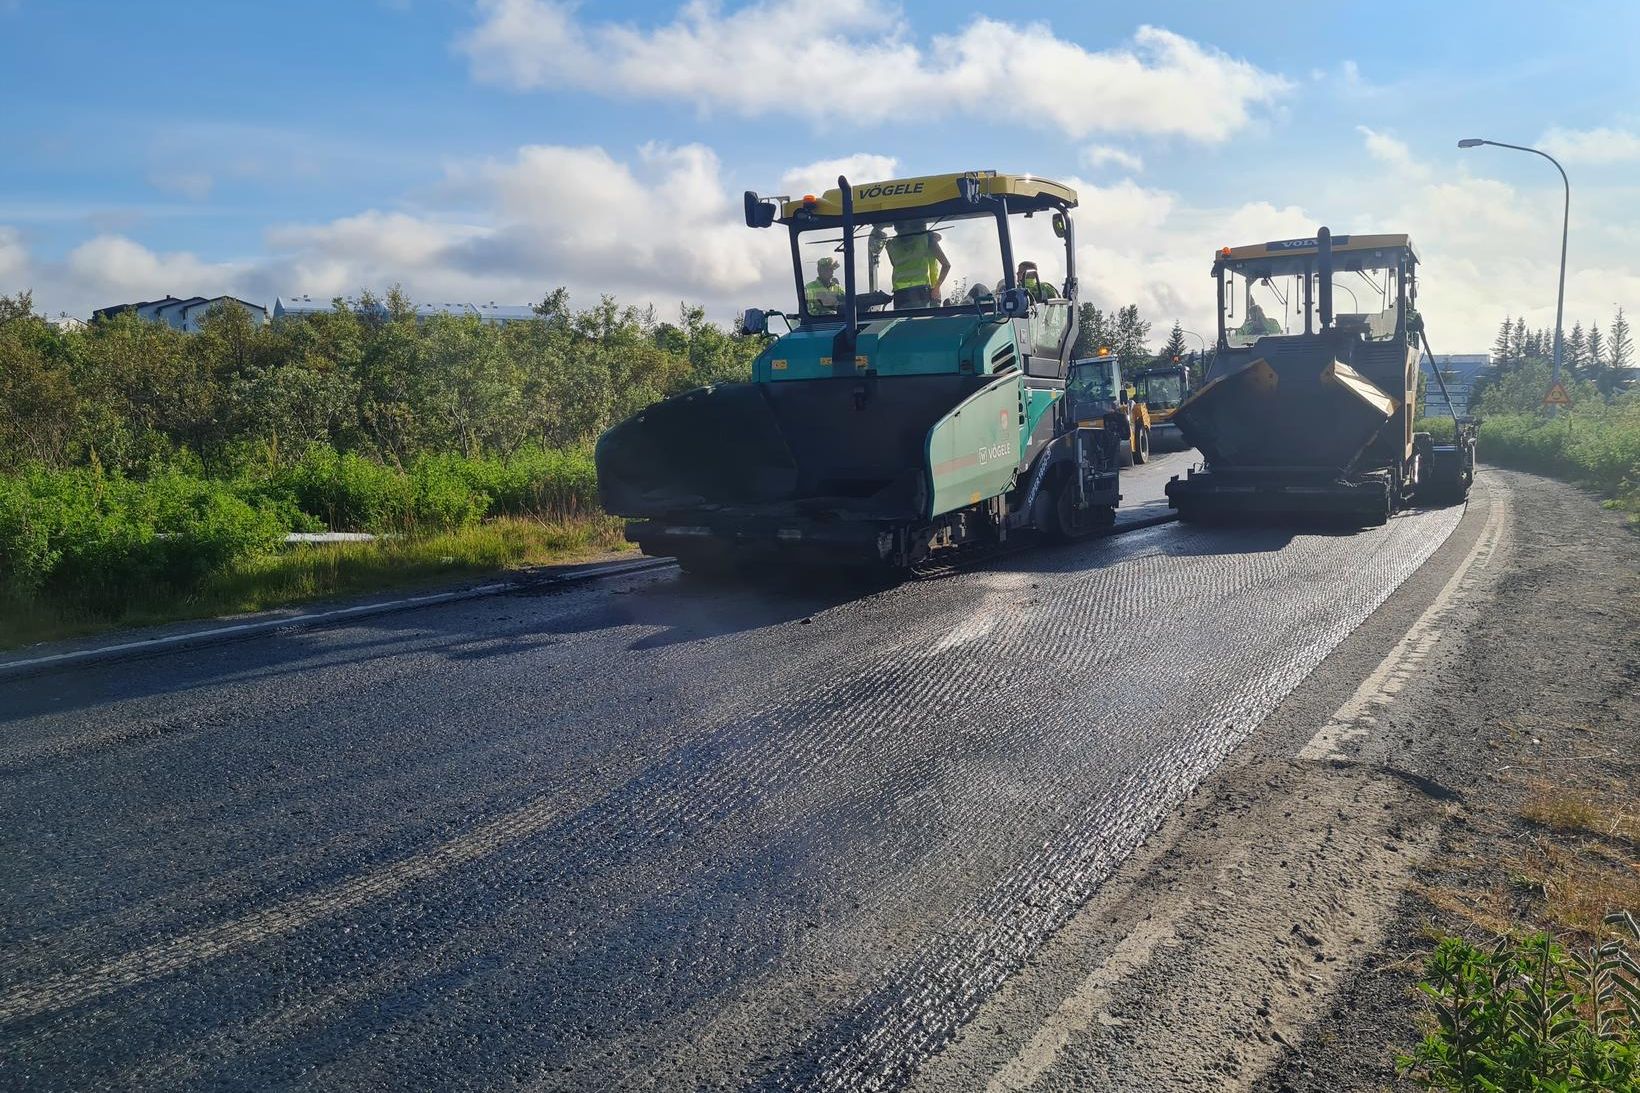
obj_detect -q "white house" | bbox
[92,295,268,331]
[1421,353,1490,415]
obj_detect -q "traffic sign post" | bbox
[1542,381,1572,408]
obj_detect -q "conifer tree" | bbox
[1565,321,1587,376]
[1161,321,1188,363]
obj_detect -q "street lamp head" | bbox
[1457,138,1486,148]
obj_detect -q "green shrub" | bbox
[277,446,417,532]
[0,465,286,612]
[1399,916,1640,1092]
[1476,396,1640,521]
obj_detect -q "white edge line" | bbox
[1296,493,1508,762]
[0,511,1178,680]
[0,558,676,678]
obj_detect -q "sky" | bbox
[4,0,1640,351]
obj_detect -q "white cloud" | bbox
[64,235,248,299]
[1080,146,1144,173]
[0,226,27,286]
[14,137,1640,355]
[1357,126,1427,180]
[1539,126,1640,165]
[458,0,1290,143]
[779,154,899,198]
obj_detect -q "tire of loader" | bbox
[1133,426,1150,465]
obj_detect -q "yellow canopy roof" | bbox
[779,171,1077,220]
[1217,233,1418,270]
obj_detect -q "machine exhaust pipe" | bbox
[835,173,858,371]
[1316,226,1334,330]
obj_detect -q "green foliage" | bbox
[1472,388,1640,521]
[0,445,605,624]
[1072,302,1151,363]
[0,464,287,612]
[0,291,759,477]
[1399,915,1640,1092]
[0,287,747,624]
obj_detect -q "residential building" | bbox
[1420,353,1490,415]
[91,295,268,331]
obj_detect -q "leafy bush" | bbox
[1399,916,1640,1092]
[0,465,287,611]
[1477,398,1640,521]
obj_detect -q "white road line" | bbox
[1296,491,1509,762]
[0,792,571,1025]
[0,558,671,678]
[984,918,1181,1092]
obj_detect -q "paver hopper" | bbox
[1166,227,1476,524]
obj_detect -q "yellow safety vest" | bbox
[805,278,842,313]
[886,234,938,292]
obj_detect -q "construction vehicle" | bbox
[1130,361,1192,452]
[595,171,1129,572]
[1165,228,1476,524]
[1073,348,1152,464]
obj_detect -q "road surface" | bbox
[1,450,1475,1091]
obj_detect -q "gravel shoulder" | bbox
[910,468,1639,1092]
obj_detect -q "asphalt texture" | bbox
[0,449,1470,1092]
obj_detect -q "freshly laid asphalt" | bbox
[0,449,1467,1091]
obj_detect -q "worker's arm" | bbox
[932,240,952,300]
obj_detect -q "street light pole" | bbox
[1458,138,1570,389]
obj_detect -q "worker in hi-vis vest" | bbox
[886,220,950,309]
[1018,260,1054,302]
[804,257,843,315]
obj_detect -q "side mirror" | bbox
[740,308,768,336]
[743,191,776,229]
[1051,212,1067,239]
[956,176,981,205]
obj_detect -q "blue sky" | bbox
[5,0,1640,349]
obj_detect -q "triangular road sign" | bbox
[1543,381,1572,407]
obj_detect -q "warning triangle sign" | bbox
[1543,381,1572,407]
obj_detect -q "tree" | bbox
[1492,318,1515,367]
[1071,304,1114,359]
[1565,321,1587,376]
[1509,316,1528,363]
[1607,307,1633,370]
[1160,321,1188,363]
[1112,304,1151,364]
[1586,321,1607,392]
[0,289,34,326]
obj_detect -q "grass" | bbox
[0,515,632,651]
[1402,775,1640,1090]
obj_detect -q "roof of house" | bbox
[152,296,209,318]
[180,295,267,316]
[92,295,184,321]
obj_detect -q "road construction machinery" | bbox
[1164,228,1476,524]
[1130,361,1191,452]
[596,171,1128,572]
[1072,348,1152,465]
